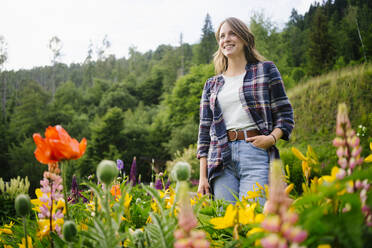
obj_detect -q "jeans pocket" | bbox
[249,142,267,152]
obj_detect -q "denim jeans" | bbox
[212,140,269,205]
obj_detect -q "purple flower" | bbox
[155,178,163,190]
[117,159,124,170]
[71,175,78,193]
[130,157,137,186]
[165,178,171,190]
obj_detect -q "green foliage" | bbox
[141,185,177,248]
[166,144,199,180]
[165,64,214,127]
[308,7,335,75]
[9,81,51,141]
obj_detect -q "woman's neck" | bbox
[224,55,247,77]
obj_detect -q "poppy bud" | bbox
[15,194,31,217]
[172,162,191,181]
[97,160,118,185]
[63,220,77,242]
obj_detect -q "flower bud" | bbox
[172,162,191,181]
[349,158,356,169]
[336,168,346,180]
[174,229,186,239]
[348,136,360,147]
[338,158,347,169]
[97,160,118,185]
[336,127,344,136]
[15,194,31,217]
[333,137,345,147]
[63,220,77,242]
[190,230,206,239]
[287,226,307,243]
[351,147,362,157]
[262,215,281,232]
[336,147,344,157]
[282,211,298,224]
[192,239,210,248]
[355,180,362,190]
[174,238,191,248]
[261,233,280,248]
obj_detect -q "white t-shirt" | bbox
[218,73,258,131]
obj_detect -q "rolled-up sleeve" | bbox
[197,79,213,159]
[268,62,294,141]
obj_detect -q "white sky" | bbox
[1,0,321,70]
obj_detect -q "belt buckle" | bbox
[230,130,238,141]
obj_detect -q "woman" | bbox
[197,17,294,204]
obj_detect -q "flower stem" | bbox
[49,180,54,248]
[23,217,28,248]
[105,184,112,230]
[62,161,70,219]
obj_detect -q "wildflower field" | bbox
[0,103,371,248]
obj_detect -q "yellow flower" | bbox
[238,203,256,225]
[319,166,339,184]
[310,177,320,192]
[365,142,372,163]
[317,245,331,248]
[31,188,45,212]
[210,204,237,229]
[285,183,294,195]
[124,193,132,209]
[79,223,88,231]
[18,235,33,248]
[0,228,12,235]
[292,147,307,161]
[150,199,159,213]
[247,227,264,236]
[255,213,265,223]
[190,193,208,207]
[255,182,264,191]
[0,221,14,234]
[37,218,64,239]
[302,161,311,180]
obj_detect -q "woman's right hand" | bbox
[197,177,210,195]
[198,157,210,195]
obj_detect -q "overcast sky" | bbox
[1,0,321,70]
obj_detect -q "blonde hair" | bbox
[213,17,265,74]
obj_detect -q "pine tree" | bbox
[308,7,335,75]
[195,14,217,64]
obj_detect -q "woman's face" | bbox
[218,22,245,58]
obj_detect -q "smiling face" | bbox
[218,22,245,59]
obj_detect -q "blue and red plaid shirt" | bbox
[197,61,294,181]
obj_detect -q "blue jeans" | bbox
[212,140,269,205]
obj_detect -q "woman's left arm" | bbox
[267,62,294,141]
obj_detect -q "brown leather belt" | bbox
[227,129,260,141]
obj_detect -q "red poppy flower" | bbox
[33,125,87,164]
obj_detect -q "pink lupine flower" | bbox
[261,161,307,247]
[262,215,281,232]
[333,103,371,227]
[174,181,209,248]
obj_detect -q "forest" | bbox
[0,0,372,196]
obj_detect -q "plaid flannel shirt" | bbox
[197,61,294,181]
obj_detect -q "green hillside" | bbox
[277,63,372,193]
